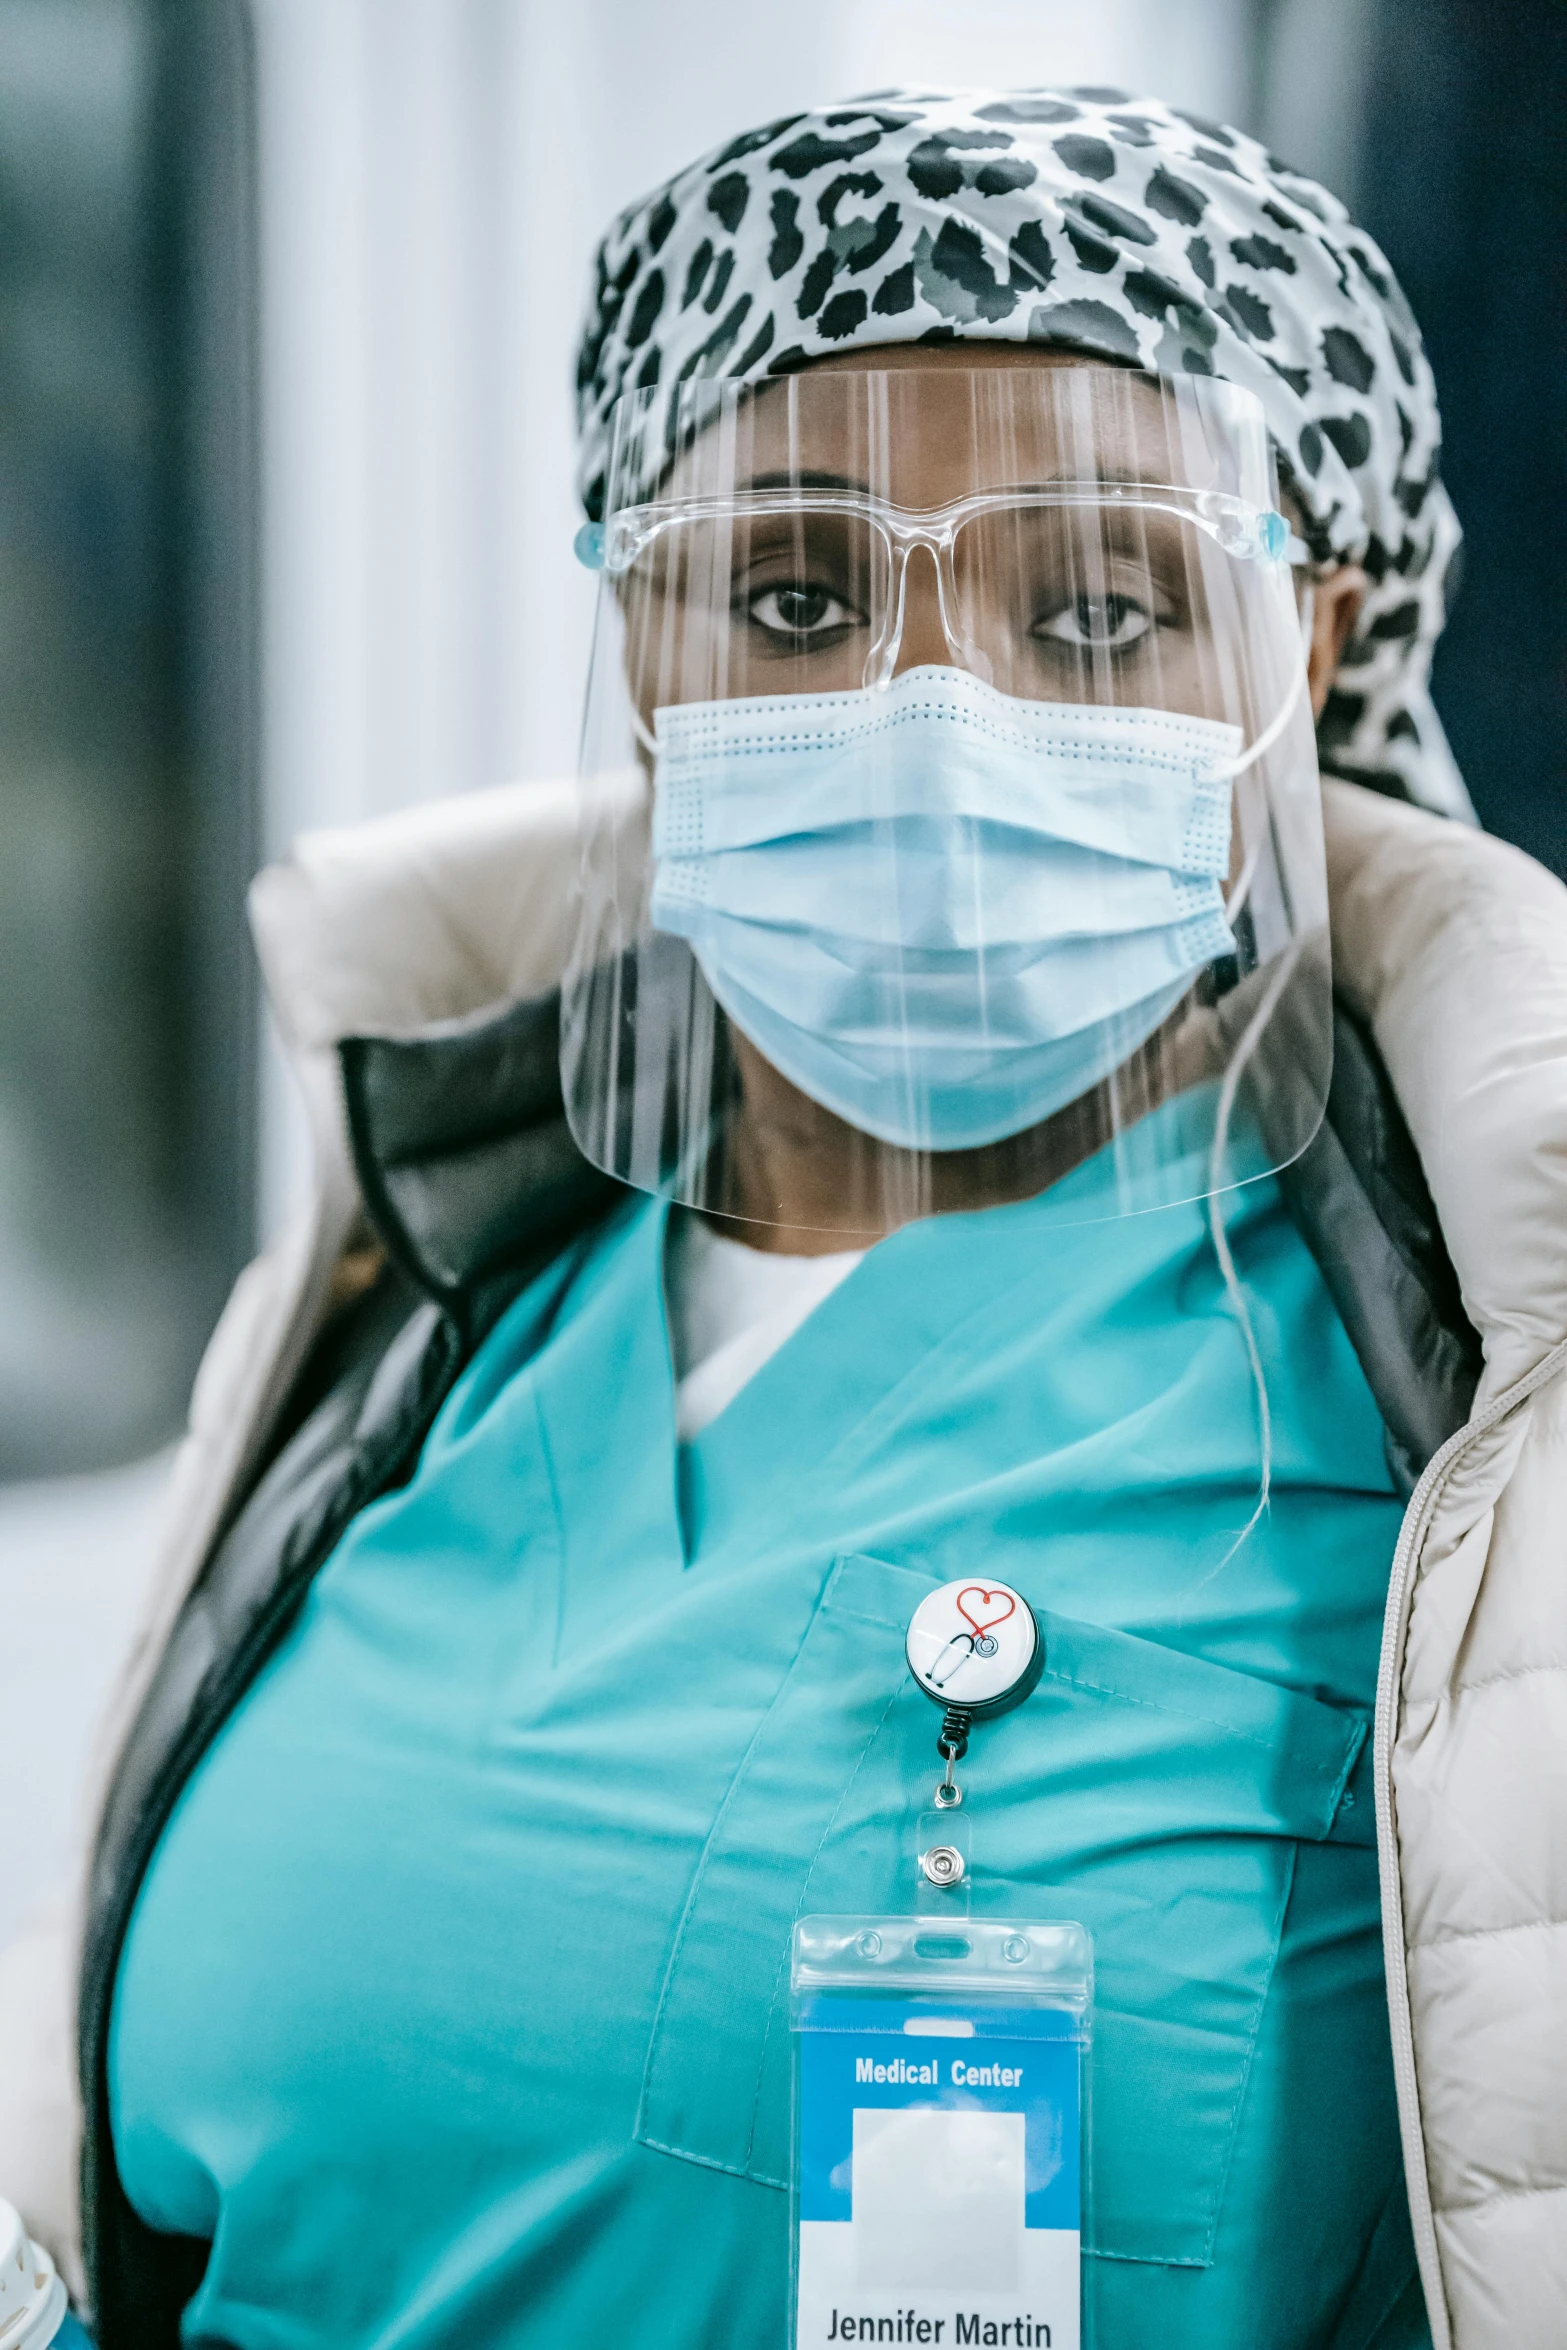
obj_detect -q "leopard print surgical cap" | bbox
[575,89,1470,818]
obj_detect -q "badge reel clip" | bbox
[904,1578,1045,1912]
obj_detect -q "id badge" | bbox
[791,1915,1092,2350]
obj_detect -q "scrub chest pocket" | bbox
[636,1551,1367,2271]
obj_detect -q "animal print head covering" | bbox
[575,89,1470,818]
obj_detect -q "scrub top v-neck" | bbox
[108,1112,1424,2350]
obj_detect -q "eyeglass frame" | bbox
[575,482,1312,577]
[576,483,1312,693]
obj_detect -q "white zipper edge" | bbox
[1374,1331,1567,2350]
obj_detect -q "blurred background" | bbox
[0,0,1563,1935]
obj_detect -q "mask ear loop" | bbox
[1209,643,1310,786]
[629,702,659,758]
[1195,599,1315,1572]
[1198,939,1303,1577]
[1203,831,1285,1581]
[1224,835,1262,928]
[1206,556,1316,791]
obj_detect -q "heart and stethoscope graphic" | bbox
[904,1575,1042,1719]
[952,1583,1016,1660]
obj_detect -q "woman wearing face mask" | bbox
[5,89,1565,2350]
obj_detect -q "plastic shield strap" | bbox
[563,366,1330,1237]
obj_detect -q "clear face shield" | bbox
[564,365,1329,1238]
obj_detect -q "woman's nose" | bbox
[890,544,960,676]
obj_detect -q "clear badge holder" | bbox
[789,1580,1093,2350]
[791,1915,1092,2350]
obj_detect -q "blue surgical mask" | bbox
[649,665,1240,1152]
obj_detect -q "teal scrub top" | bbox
[110,1122,1431,2349]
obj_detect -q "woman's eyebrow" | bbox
[741,468,870,493]
[734,468,1189,498]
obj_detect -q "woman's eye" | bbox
[747,582,858,638]
[1034,593,1156,650]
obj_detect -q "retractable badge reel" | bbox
[905,1579,1044,1905]
[789,1581,1092,2350]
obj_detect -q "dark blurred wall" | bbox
[1255,0,1566,873]
[0,0,258,1476]
[1355,0,1566,875]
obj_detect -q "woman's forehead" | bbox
[663,360,1231,509]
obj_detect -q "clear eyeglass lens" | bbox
[621,511,893,706]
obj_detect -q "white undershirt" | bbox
[664,1208,865,1440]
